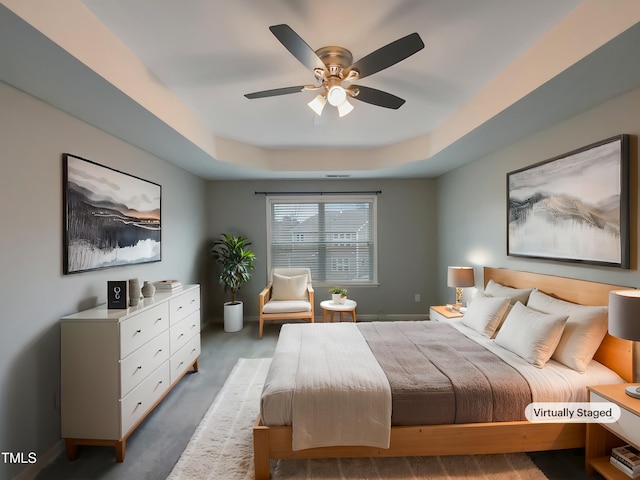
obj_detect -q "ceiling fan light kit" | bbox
[245,24,424,118]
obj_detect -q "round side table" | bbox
[320,299,357,323]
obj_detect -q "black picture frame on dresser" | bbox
[63,154,161,274]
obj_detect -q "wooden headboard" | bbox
[484,267,633,382]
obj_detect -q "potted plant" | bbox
[329,287,347,305]
[209,233,256,332]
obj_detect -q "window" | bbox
[267,195,377,285]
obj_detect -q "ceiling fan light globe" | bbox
[307,95,326,116]
[327,85,347,106]
[337,99,354,117]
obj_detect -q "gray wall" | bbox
[436,86,640,302]
[0,82,208,480]
[204,179,439,321]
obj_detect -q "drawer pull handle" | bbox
[135,329,142,334]
[137,402,143,406]
[158,380,163,385]
[191,324,196,329]
[177,306,183,310]
[179,361,184,366]
[191,348,196,354]
[178,333,184,339]
[155,317,162,323]
[155,349,163,355]
[191,299,196,303]
[136,366,142,371]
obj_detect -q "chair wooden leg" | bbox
[259,316,264,339]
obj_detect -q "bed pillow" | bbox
[461,296,510,337]
[484,279,535,305]
[526,290,608,373]
[494,302,568,368]
[271,273,308,301]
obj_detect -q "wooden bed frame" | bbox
[252,267,633,480]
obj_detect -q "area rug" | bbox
[167,358,548,479]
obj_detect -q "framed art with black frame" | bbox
[63,153,161,274]
[507,134,630,268]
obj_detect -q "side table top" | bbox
[430,305,464,319]
[320,299,357,311]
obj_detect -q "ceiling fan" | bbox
[244,24,425,117]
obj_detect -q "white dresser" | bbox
[61,285,201,462]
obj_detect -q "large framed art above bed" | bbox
[253,267,633,480]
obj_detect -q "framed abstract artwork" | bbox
[63,154,161,274]
[507,134,629,268]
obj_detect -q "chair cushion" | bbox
[271,273,308,300]
[263,300,312,314]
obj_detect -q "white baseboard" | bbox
[210,313,428,324]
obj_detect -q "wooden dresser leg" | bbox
[192,358,200,373]
[64,439,79,461]
[114,440,126,463]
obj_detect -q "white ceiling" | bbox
[2,1,640,179]
[80,0,580,150]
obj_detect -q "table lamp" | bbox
[447,266,475,307]
[608,290,640,399]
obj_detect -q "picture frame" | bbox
[63,154,161,274]
[507,134,629,268]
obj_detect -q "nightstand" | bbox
[429,305,464,322]
[586,383,640,479]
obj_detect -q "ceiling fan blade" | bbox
[344,32,424,80]
[244,85,306,99]
[269,24,327,73]
[350,85,406,109]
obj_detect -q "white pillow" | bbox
[494,302,568,368]
[526,290,608,373]
[485,279,535,305]
[461,296,510,337]
[271,273,308,301]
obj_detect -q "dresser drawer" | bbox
[120,331,170,397]
[170,310,200,355]
[120,303,169,358]
[590,391,640,447]
[120,362,170,436]
[170,333,200,384]
[169,288,200,325]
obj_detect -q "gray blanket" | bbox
[357,321,532,425]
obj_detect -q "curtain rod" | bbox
[255,190,381,196]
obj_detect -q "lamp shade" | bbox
[609,290,640,341]
[447,266,475,288]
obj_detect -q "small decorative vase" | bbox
[128,278,141,306]
[332,293,341,304]
[339,295,346,305]
[141,281,155,298]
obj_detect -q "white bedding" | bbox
[261,322,391,451]
[447,319,624,402]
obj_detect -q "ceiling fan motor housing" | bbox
[315,46,354,78]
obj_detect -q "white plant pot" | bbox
[224,301,243,332]
[332,294,346,305]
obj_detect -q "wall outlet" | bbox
[414,294,421,302]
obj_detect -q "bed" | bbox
[253,267,633,480]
